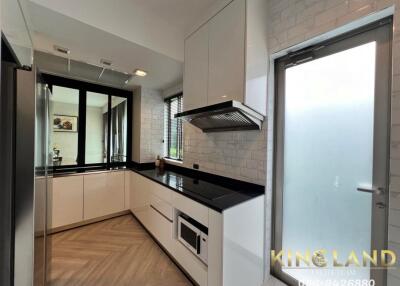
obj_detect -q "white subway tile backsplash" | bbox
[389,208,400,226]
[390,191,400,209]
[389,225,400,244]
[182,122,267,185]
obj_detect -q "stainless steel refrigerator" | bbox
[0,39,52,286]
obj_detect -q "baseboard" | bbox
[48,210,130,234]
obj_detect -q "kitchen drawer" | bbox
[148,205,173,253]
[150,193,173,221]
[172,192,209,227]
[150,181,172,204]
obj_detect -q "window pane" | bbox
[165,95,183,160]
[110,96,127,163]
[85,92,108,164]
[51,86,79,166]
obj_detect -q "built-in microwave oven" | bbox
[178,215,208,264]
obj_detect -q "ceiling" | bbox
[24,0,220,91]
[131,0,219,35]
[28,2,184,91]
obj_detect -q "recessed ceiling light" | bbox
[100,59,112,66]
[134,69,147,77]
[54,45,70,55]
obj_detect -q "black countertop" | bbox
[52,163,265,212]
[130,166,265,212]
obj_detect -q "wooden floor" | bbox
[48,214,193,286]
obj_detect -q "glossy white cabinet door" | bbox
[129,172,151,227]
[50,176,84,228]
[124,170,130,210]
[130,172,151,212]
[183,24,209,111]
[208,0,245,105]
[147,206,173,253]
[83,171,125,220]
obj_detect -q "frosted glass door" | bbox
[274,21,391,286]
[283,42,375,282]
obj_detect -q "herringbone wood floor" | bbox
[48,214,193,286]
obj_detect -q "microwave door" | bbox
[180,220,199,252]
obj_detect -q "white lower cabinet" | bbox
[124,170,130,210]
[147,205,173,253]
[50,176,84,228]
[83,171,125,220]
[173,240,208,286]
[129,171,265,286]
[130,172,208,286]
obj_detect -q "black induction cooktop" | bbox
[133,167,264,212]
[176,177,234,201]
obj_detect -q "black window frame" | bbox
[165,93,183,161]
[43,74,132,172]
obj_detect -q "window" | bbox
[45,74,132,170]
[51,86,80,166]
[85,92,108,164]
[110,96,128,162]
[165,94,183,160]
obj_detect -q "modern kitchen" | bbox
[1,0,400,286]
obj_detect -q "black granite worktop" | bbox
[52,163,265,212]
[130,165,265,212]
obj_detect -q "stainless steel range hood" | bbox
[175,100,264,132]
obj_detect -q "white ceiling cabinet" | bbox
[183,24,209,112]
[183,0,267,115]
[208,0,245,106]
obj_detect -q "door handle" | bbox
[356,187,384,195]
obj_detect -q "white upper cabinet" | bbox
[208,0,245,106]
[183,24,209,111]
[183,0,268,115]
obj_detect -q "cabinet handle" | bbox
[150,204,173,223]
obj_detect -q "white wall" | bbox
[264,1,400,285]
[140,88,164,163]
[132,87,164,163]
[162,83,182,98]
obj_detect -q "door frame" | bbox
[271,17,393,286]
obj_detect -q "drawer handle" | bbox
[150,205,173,223]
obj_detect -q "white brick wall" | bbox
[138,88,164,163]
[265,0,400,285]
[182,122,267,185]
